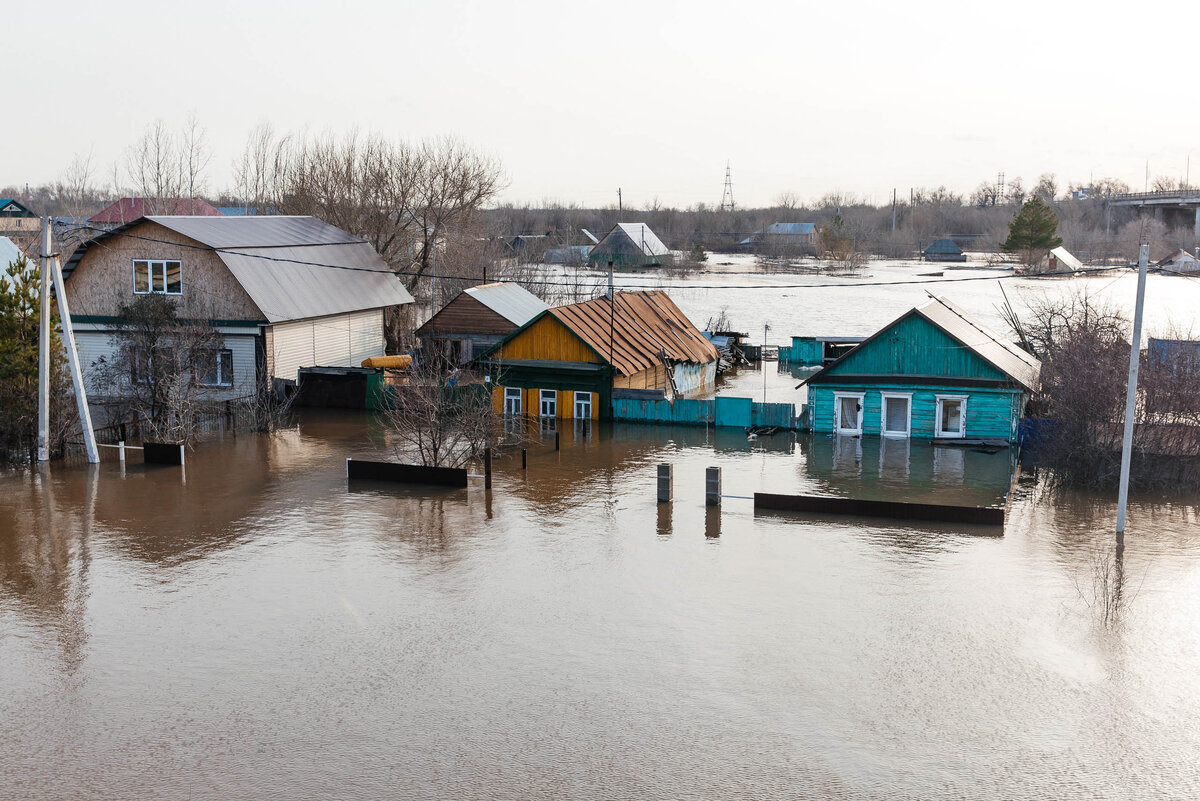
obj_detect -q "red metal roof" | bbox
[88,198,224,224]
[550,291,719,377]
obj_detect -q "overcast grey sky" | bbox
[6,0,1193,207]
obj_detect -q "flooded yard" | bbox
[4,263,1200,799]
[4,408,1200,799]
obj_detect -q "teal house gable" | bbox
[801,297,1041,443]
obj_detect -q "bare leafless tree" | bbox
[380,366,495,468]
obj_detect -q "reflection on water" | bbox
[4,418,1200,798]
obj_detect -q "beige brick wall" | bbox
[63,220,264,321]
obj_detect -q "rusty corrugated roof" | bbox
[550,291,718,377]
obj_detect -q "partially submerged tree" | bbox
[381,367,495,468]
[1001,197,1063,265]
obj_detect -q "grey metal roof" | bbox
[606,223,670,256]
[915,297,1041,390]
[145,215,363,248]
[763,222,816,236]
[63,215,413,324]
[462,282,549,326]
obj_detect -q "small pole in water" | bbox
[1116,243,1150,534]
[555,431,560,451]
[521,448,527,470]
[706,466,721,506]
[657,463,673,503]
[484,447,492,490]
[118,441,126,463]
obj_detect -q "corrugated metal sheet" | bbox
[549,291,719,377]
[463,282,549,326]
[218,242,412,323]
[915,297,1041,391]
[591,223,670,257]
[1047,246,1083,272]
[0,236,27,268]
[64,216,413,324]
[145,215,363,248]
[763,222,816,236]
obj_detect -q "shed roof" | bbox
[463,282,549,326]
[545,290,718,377]
[923,238,963,255]
[593,223,670,257]
[89,198,224,224]
[803,296,1041,391]
[64,215,413,323]
[1047,246,1083,272]
[1156,248,1200,268]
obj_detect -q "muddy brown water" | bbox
[4,264,1200,799]
[4,408,1200,800]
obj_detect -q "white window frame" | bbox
[879,391,913,438]
[539,389,557,417]
[573,391,592,419]
[935,394,968,438]
[198,349,234,387]
[132,259,182,295]
[833,391,865,436]
[503,387,522,416]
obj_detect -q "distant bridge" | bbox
[1110,190,1200,236]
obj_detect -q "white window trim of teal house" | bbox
[504,387,522,416]
[132,259,182,295]
[879,391,913,438]
[573,391,592,419]
[833,391,865,436]
[539,388,557,417]
[935,394,969,438]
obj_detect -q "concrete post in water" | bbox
[555,431,560,451]
[484,447,492,490]
[705,505,721,539]
[118,441,126,463]
[657,463,672,503]
[521,448,527,470]
[705,466,721,506]
[1116,243,1150,534]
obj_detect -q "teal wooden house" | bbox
[799,297,1040,442]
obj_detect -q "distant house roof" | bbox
[1045,246,1083,272]
[923,238,963,256]
[762,222,816,236]
[64,215,413,323]
[215,206,277,217]
[0,236,28,267]
[89,198,224,224]
[463,282,549,326]
[1156,248,1200,269]
[803,296,1041,392]
[545,290,718,377]
[0,199,37,217]
[591,223,670,257]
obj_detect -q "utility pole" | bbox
[618,188,622,215]
[51,231,99,464]
[37,219,51,461]
[762,322,770,404]
[891,188,897,233]
[1116,243,1150,534]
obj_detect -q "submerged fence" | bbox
[613,396,796,429]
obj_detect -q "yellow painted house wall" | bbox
[491,387,599,419]
[490,315,603,364]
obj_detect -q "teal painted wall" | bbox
[822,314,1007,381]
[809,383,1024,441]
[787,337,824,366]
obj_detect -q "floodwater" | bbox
[5,263,1200,799]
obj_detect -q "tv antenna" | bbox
[720,162,735,212]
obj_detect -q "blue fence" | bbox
[612,396,796,429]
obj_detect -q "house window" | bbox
[199,349,234,387]
[131,347,175,384]
[880,392,912,438]
[833,391,865,436]
[539,389,557,417]
[574,391,592,419]
[935,395,968,438]
[504,387,522,416]
[133,259,182,295]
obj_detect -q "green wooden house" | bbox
[799,297,1040,442]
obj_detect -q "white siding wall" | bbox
[73,328,258,400]
[268,309,384,382]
